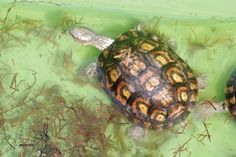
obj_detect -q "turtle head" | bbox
[69,27,114,50]
[70,27,96,45]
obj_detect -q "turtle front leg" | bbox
[193,99,227,120]
[84,62,98,79]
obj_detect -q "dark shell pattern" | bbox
[97,29,198,129]
[225,69,236,118]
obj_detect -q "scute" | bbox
[98,29,198,129]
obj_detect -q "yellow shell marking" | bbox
[155,55,168,65]
[141,43,155,51]
[118,35,129,41]
[180,91,188,102]
[172,73,183,83]
[139,104,148,115]
[116,82,133,105]
[123,87,131,99]
[158,51,175,62]
[190,81,197,90]
[109,69,119,82]
[155,114,166,122]
[150,109,167,121]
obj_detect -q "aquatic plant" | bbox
[0,1,43,55]
[0,80,126,156]
[193,122,211,145]
[2,83,125,156]
[171,138,192,157]
[60,14,83,34]
[187,26,235,54]
[18,120,62,157]
[187,27,213,53]
[168,122,188,136]
[144,17,168,43]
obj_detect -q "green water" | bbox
[0,0,236,157]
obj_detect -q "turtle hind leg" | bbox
[127,125,147,140]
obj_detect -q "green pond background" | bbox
[0,0,236,157]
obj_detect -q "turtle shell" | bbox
[97,29,198,129]
[225,69,236,118]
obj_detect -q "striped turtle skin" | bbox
[225,69,236,118]
[97,29,198,129]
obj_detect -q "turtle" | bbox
[69,25,200,130]
[225,68,236,119]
